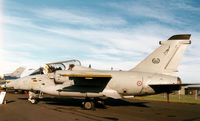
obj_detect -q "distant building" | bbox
[175,86,200,96]
[185,87,200,96]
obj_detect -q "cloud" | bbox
[179,64,200,83]
[171,1,200,12]
[0,0,3,52]
[81,59,138,71]
[43,22,180,55]
[31,8,127,27]
[1,1,200,83]
[0,0,4,75]
[107,1,191,25]
[3,14,168,54]
[3,11,196,63]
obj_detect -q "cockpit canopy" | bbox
[46,59,81,72]
[29,67,44,76]
[29,59,81,75]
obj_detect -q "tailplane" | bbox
[130,34,191,75]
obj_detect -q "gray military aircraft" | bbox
[5,34,199,110]
[0,67,25,87]
[3,67,25,80]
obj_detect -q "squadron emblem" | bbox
[137,81,143,86]
[152,58,160,64]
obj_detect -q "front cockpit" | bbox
[29,67,44,75]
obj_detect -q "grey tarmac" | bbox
[0,93,200,121]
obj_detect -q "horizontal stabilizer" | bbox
[149,83,200,86]
[149,83,200,93]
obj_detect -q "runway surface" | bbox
[0,93,200,121]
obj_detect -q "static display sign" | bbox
[0,92,6,104]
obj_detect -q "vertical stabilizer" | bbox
[130,34,191,75]
[4,67,25,78]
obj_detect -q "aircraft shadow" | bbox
[18,97,28,100]
[38,97,149,108]
[42,97,84,107]
[105,98,149,108]
[5,100,16,104]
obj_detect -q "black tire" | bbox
[30,99,38,104]
[83,101,94,110]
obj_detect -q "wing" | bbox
[57,74,112,93]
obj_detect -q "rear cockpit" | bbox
[46,59,81,73]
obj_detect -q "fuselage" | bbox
[6,66,181,99]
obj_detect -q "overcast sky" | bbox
[0,0,200,83]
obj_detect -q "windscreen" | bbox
[29,67,44,75]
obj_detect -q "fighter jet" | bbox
[5,34,199,110]
[3,67,25,80]
[0,67,25,87]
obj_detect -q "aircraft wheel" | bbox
[29,99,38,104]
[83,101,94,110]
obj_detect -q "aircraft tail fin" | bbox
[130,34,191,75]
[4,67,26,78]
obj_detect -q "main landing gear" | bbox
[27,91,43,104]
[82,98,105,110]
[83,100,95,110]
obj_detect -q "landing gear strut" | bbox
[27,91,42,104]
[94,98,105,108]
[167,93,170,103]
